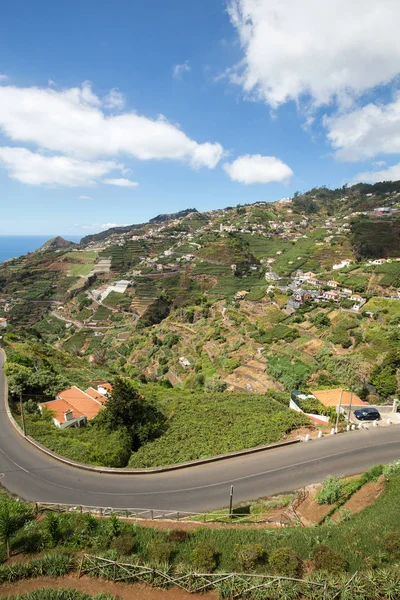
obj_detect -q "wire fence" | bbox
[36,501,302,526]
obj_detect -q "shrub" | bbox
[45,512,61,546]
[383,531,400,560]
[269,547,302,578]
[312,545,346,573]
[383,460,400,477]
[147,539,174,565]
[361,464,384,483]
[233,543,267,572]
[110,533,136,556]
[190,541,218,572]
[108,515,121,538]
[316,476,343,505]
[167,529,190,543]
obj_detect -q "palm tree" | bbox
[0,496,33,558]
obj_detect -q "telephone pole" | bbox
[19,392,26,436]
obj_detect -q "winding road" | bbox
[0,351,399,513]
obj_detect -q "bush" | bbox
[361,464,384,483]
[383,531,400,560]
[269,547,302,578]
[383,460,400,477]
[233,543,267,572]
[110,533,136,556]
[190,541,218,572]
[316,476,343,505]
[147,539,174,565]
[167,529,190,543]
[312,545,346,573]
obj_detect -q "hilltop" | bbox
[39,236,76,250]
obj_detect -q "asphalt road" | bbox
[0,352,399,513]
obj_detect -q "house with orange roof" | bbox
[39,398,87,429]
[327,280,340,288]
[40,383,111,429]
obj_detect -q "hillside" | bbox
[1,179,400,466]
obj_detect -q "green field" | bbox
[128,390,308,467]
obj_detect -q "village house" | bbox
[308,277,320,286]
[350,293,363,302]
[327,280,340,288]
[0,317,7,328]
[341,288,353,296]
[323,290,340,302]
[371,259,386,265]
[39,384,111,429]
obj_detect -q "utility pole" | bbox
[335,388,343,433]
[229,485,234,519]
[19,392,26,436]
[348,388,353,424]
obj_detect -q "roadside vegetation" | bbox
[0,463,399,598]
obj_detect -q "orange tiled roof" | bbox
[40,399,84,423]
[312,389,368,407]
[57,386,104,420]
[99,382,113,392]
[85,387,107,404]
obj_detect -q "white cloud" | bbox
[0,75,8,82]
[103,178,139,187]
[227,0,400,108]
[223,154,293,184]
[104,88,125,110]
[352,162,400,184]
[80,222,129,230]
[0,147,119,187]
[0,82,222,168]
[173,61,191,80]
[78,195,92,200]
[325,94,400,161]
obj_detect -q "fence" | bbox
[36,501,302,526]
[78,554,359,599]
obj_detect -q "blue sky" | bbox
[1,0,400,235]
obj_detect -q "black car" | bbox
[354,407,381,421]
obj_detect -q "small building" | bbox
[235,290,249,300]
[179,356,191,368]
[327,280,340,288]
[341,288,352,296]
[374,207,392,215]
[0,317,7,328]
[308,277,320,286]
[323,290,339,302]
[350,293,363,302]
[372,259,386,265]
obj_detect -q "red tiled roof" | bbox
[40,399,84,423]
[57,386,104,420]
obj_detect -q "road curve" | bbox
[0,353,399,512]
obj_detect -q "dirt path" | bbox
[0,575,217,600]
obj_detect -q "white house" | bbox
[0,317,7,328]
[327,280,340,289]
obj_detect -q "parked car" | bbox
[354,407,381,421]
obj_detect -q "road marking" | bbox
[0,447,30,473]
[5,439,399,501]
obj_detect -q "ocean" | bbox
[0,235,82,264]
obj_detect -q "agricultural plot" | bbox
[128,391,309,467]
[374,262,400,287]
